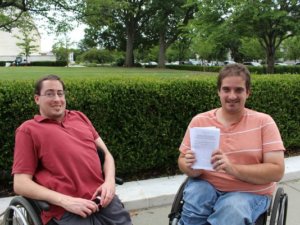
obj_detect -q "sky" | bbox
[38,24,87,53]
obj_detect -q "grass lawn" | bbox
[0,66,217,81]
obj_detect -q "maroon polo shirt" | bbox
[12,110,105,224]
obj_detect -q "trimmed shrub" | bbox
[0,61,6,66]
[274,65,300,74]
[0,61,66,67]
[0,75,299,181]
[166,64,300,74]
[166,64,220,72]
[30,61,68,67]
[114,58,125,67]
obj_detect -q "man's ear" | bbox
[246,89,251,98]
[34,95,40,105]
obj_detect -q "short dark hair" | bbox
[34,75,65,95]
[217,63,251,91]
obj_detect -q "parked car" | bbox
[275,62,288,66]
[224,60,236,65]
[171,61,179,65]
[148,61,158,65]
[188,59,202,65]
[12,56,29,66]
[243,62,262,67]
[141,61,158,66]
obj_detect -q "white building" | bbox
[0,27,55,62]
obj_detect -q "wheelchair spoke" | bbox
[3,197,42,225]
[16,205,35,225]
[6,204,37,225]
[5,205,29,225]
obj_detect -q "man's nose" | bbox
[53,93,61,100]
[228,91,237,99]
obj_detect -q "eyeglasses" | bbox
[39,90,65,98]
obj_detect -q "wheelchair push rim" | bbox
[168,178,188,225]
[269,187,288,225]
[3,196,42,225]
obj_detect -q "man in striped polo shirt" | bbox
[178,63,285,225]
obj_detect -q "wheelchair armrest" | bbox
[97,146,124,185]
[26,198,50,212]
[35,200,51,211]
[116,177,124,185]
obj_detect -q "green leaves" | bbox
[0,75,299,180]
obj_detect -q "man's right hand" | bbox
[14,174,99,218]
[59,196,99,218]
[178,150,203,177]
[184,150,197,167]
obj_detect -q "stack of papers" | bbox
[190,127,220,170]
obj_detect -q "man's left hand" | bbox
[92,180,116,208]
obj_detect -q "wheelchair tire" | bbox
[255,210,268,225]
[168,178,188,225]
[269,187,288,225]
[3,196,42,225]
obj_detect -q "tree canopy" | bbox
[2,0,300,72]
[189,0,300,73]
[0,0,83,32]
[14,17,39,63]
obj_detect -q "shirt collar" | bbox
[34,109,69,123]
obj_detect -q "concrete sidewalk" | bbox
[120,155,300,211]
[1,156,300,222]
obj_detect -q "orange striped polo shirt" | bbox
[179,108,285,195]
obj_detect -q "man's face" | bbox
[218,75,250,114]
[34,80,66,121]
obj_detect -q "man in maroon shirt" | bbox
[12,75,131,225]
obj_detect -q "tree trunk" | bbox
[25,55,29,66]
[266,43,275,74]
[124,22,135,67]
[158,31,166,68]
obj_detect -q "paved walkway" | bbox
[1,156,300,224]
[119,155,300,211]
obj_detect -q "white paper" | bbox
[190,127,220,170]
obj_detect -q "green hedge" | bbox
[0,61,67,67]
[29,61,68,67]
[0,76,300,181]
[166,65,221,72]
[166,64,300,74]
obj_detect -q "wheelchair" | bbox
[168,178,288,225]
[2,147,124,225]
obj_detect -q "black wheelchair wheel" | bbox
[167,177,280,225]
[255,210,268,225]
[269,187,288,225]
[168,178,188,225]
[3,196,42,225]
